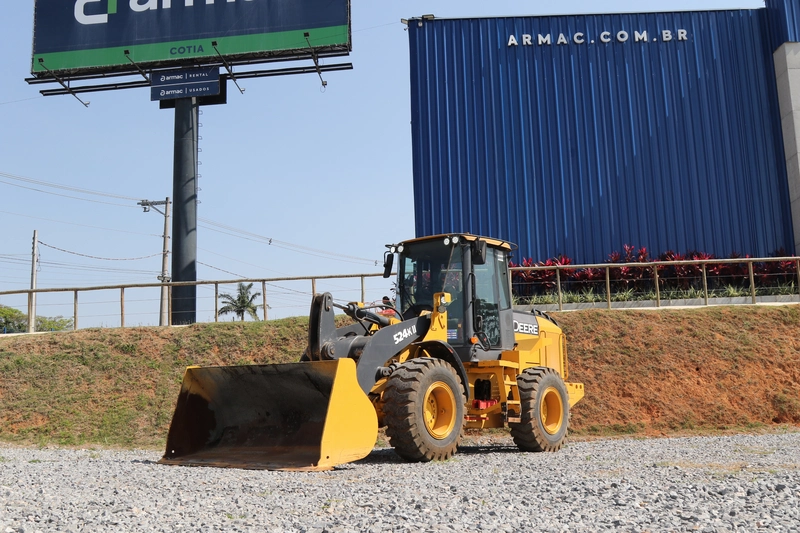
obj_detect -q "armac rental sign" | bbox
[31,0,350,77]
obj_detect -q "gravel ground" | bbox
[1,432,799,533]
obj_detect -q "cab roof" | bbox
[399,234,514,251]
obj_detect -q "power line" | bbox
[0,171,142,200]
[0,170,380,266]
[199,218,379,265]
[198,246,287,276]
[0,179,138,208]
[2,255,159,276]
[353,21,398,33]
[0,257,29,264]
[200,217,375,262]
[194,250,363,293]
[194,262,324,299]
[0,210,161,238]
[39,260,156,272]
[0,275,31,282]
[38,241,162,261]
[0,96,44,107]
[197,261,245,278]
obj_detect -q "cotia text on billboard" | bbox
[507,30,688,46]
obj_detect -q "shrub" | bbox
[511,246,798,302]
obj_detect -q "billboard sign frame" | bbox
[30,0,351,79]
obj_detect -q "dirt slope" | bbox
[556,306,800,435]
[0,306,798,448]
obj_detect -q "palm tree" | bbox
[218,282,261,321]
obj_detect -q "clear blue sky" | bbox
[0,0,764,326]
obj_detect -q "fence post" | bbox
[27,292,34,333]
[702,263,709,306]
[262,280,268,321]
[556,268,563,311]
[605,266,611,309]
[73,290,78,331]
[312,278,317,297]
[214,283,219,322]
[653,265,660,307]
[796,260,800,297]
[120,287,125,328]
[748,261,756,304]
[361,276,366,303]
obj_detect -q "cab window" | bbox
[398,241,463,322]
[473,248,507,346]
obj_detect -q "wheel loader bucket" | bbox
[159,358,378,471]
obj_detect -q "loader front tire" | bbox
[510,367,569,452]
[383,358,465,462]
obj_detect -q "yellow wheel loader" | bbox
[159,234,584,471]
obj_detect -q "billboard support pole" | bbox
[171,97,199,325]
[304,33,328,89]
[123,50,151,82]
[212,41,245,94]
[35,59,90,107]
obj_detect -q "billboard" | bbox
[31,0,351,77]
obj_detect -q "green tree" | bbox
[0,305,73,333]
[36,315,74,332]
[218,282,261,321]
[0,305,26,333]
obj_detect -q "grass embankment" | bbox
[0,307,798,448]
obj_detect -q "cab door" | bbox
[472,247,514,352]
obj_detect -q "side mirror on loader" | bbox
[472,239,487,265]
[382,251,394,278]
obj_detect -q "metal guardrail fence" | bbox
[2,256,799,333]
[510,256,800,311]
[0,273,389,332]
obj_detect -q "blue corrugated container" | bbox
[408,10,794,263]
[766,0,800,49]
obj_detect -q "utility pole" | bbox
[138,198,172,326]
[28,230,38,333]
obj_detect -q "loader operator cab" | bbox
[391,235,514,362]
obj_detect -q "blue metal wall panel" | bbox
[408,10,794,263]
[765,0,800,49]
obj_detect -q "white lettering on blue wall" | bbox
[507,29,689,46]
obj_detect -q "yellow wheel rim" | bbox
[540,386,564,435]
[423,381,456,440]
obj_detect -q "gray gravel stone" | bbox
[1,432,799,532]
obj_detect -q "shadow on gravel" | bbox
[456,445,520,455]
[342,444,521,470]
[349,448,405,467]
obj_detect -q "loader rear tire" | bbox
[383,358,465,462]
[510,367,569,452]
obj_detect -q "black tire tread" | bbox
[509,366,569,452]
[383,358,465,462]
